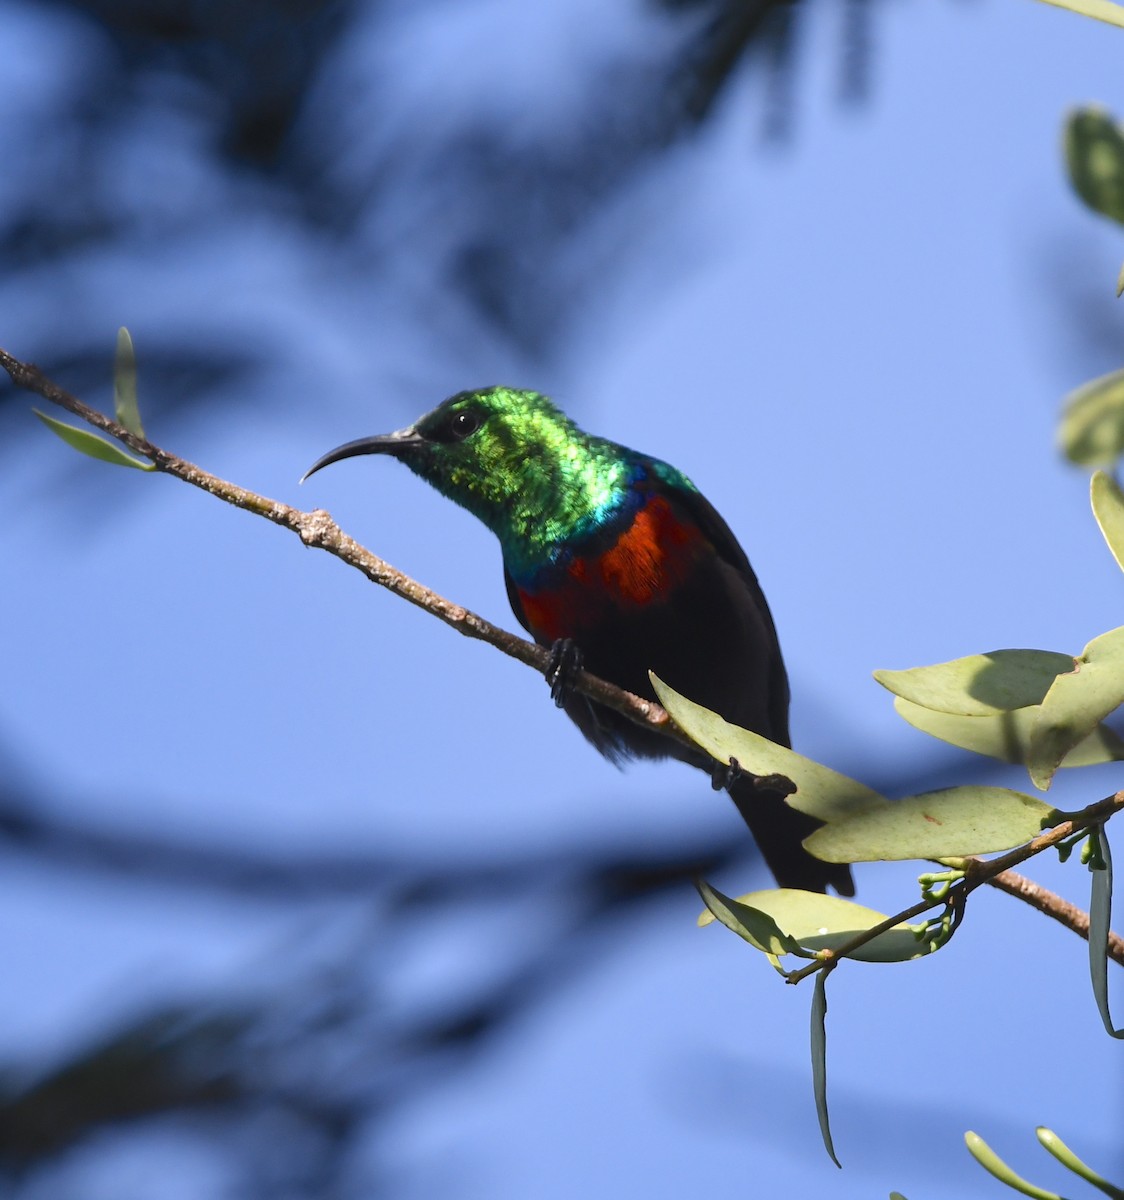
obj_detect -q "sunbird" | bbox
[304,387,852,895]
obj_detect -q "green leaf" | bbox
[698,888,934,964]
[1060,105,1122,223]
[33,409,155,471]
[1088,830,1124,1038]
[1036,1128,1124,1196]
[1091,471,1124,573]
[875,650,1073,716]
[1059,368,1124,468]
[1029,627,1124,789]
[695,880,809,958]
[894,697,1124,768]
[113,327,145,438]
[1066,106,1124,222]
[964,1132,1066,1200]
[651,674,888,823]
[810,970,840,1168]
[1038,0,1124,28]
[804,787,1056,863]
[1117,261,1124,297]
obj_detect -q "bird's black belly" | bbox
[560,553,786,767]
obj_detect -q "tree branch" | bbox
[4,344,1121,967]
[784,792,1124,983]
[987,867,1107,943]
[0,346,689,754]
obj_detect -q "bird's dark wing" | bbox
[653,474,853,893]
[654,473,791,749]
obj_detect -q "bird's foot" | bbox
[546,638,583,708]
[711,757,797,798]
[710,756,742,792]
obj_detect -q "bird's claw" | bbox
[711,756,742,791]
[546,638,583,708]
[710,759,797,798]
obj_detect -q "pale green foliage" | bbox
[1038,1127,1124,1196]
[875,477,1124,792]
[1061,103,1124,470]
[875,627,1124,792]
[805,787,1055,863]
[695,875,939,1166]
[1091,470,1124,569]
[113,327,144,438]
[33,325,153,471]
[1066,106,1124,222]
[696,882,933,964]
[1059,369,1124,465]
[874,650,1074,716]
[892,696,1124,768]
[965,1128,1124,1200]
[1029,627,1124,789]
[965,1133,1070,1200]
[33,409,154,471]
[964,89,1124,1200]
[657,491,1123,1164]
[1036,0,1124,27]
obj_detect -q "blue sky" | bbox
[4,0,1123,1195]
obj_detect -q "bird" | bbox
[303,387,853,895]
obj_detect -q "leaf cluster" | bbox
[648,466,1124,1163]
[589,104,1124,1170]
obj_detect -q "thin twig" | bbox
[4,345,1122,969]
[0,347,690,754]
[784,792,1124,983]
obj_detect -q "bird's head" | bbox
[302,387,631,561]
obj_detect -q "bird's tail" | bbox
[729,775,855,896]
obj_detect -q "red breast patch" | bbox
[517,494,705,643]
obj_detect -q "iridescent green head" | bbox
[302,387,646,570]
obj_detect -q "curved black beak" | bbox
[300,428,426,483]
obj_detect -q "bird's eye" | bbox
[450,409,481,440]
